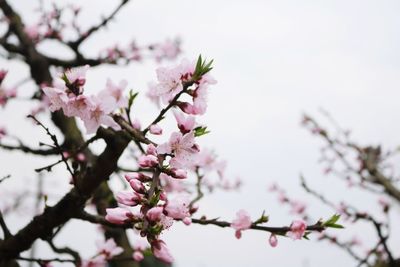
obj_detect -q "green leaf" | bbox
[322,214,344,229]
[194,126,210,137]
[193,54,214,81]
[254,210,269,224]
[128,89,139,109]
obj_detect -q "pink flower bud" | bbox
[182,217,192,225]
[105,207,133,225]
[132,118,141,130]
[146,206,164,222]
[151,240,174,264]
[76,153,86,162]
[269,234,278,247]
[129,179,146,194]
[138,155,158,168]
[133,251,144,262]
[149,124,163,135]
[170,168,187,179]
[125,173,151,183]
[116,191,141,206]
[146,144,157,156]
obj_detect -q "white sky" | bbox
[1,0,400,266]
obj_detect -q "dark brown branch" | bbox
[16,256,74,263]
[0,142,58,156]
[46,239,81,264]
[28,115,76,184]
[0,131,130,259]
[0,174,10,184]
[0,210,12,238]
[191,218,325,236]
[67,0,130,50]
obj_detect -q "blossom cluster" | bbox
[230,209,307,248]
[42,65,125,133]
[41,58,328,265]
[103,58,221,263]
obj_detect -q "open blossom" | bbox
[42,66,126,134]
[96,238,123,259]
[42,84,69,112]
[64,65,89,90]
[290,201,307,215]
[287,219,307,240]
[178,74,216,115]
[193,148,226,177]
[147,59,193,105]
[231,210,252,239]
[81,255,106,267]
[82,96,120,134]
[173,110,196,134]
[152,38,181,62]
[98,79,128,108]
[151,239,174,264]
[164,195,191,220]
[157,131,199,169]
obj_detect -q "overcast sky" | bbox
[1,0,400,266]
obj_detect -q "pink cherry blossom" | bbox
[64,94,94,118]
[157,131,199,169]
[96,238,123,259]
[82,96,120,134]
[98,79,128,108]
[151,239,174,264]
[64,65,89,88]
[231,209,252,239]
[164,195,191,220]
[159,173,187,193]
[42,85,69,112]
[290,201,307,215]
[173,110,196,134]
[287,219,307,240]
[152,38,181,62]
[81,255,106,267]
[154,66,184,105]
